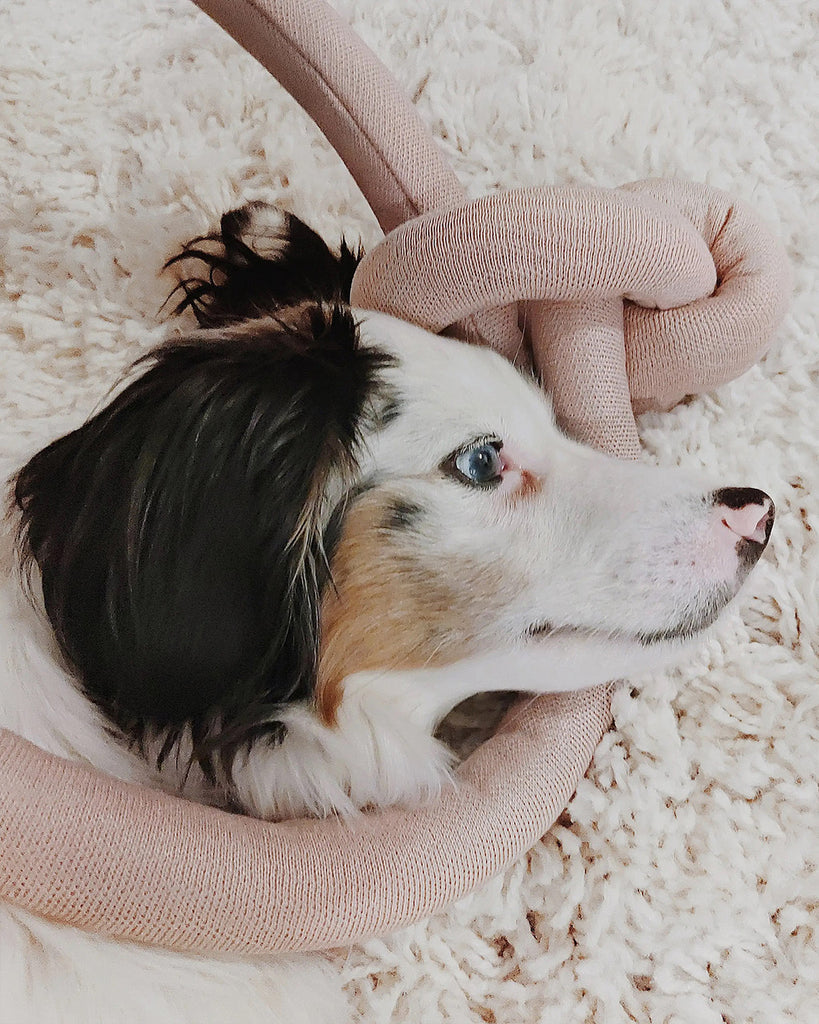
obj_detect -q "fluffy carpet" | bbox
[1,0,817,1021]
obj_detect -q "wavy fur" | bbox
[14,211,390,779]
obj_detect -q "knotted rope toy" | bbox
[0,0,789,953]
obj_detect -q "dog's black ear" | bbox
[164,202,363,328]
[14,307,392,773]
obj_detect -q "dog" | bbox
[0,203,774,1023]
[6,201,774,821]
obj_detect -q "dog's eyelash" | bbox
[446,434,502,461]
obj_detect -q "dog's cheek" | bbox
[315,502,445,725]
[314,495,509,725]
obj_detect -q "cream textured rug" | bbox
[1,0,817,1021]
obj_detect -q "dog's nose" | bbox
[713,487,775,550]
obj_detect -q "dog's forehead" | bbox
[357,312,554,452]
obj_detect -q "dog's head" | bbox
[13,204,773,772]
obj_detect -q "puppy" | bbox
[9,203,774,821]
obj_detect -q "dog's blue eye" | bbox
[448,440,504,488]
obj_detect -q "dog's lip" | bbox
[526,620,556,637]
[524,620,700,647]
[525,620,586,640]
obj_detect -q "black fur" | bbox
[383,497,424,533]
[165,202,362,328]
[14,207,392,780]
[377,394,403,428]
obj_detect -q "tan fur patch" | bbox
[315,490,507,725]
[512,469,541,502]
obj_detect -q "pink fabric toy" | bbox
[0,0,789,953]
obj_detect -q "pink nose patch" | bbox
[718,496,774,545]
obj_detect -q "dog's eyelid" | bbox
[449,433,503,458]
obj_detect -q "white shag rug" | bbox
[1,0,817,1021]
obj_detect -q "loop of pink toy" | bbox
[0,0,789,953]
[0,689,611,952]
[351,187,718,325]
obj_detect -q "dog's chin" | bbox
[526,622,704,648]
[522,609,724,683]
[526,581,736,652]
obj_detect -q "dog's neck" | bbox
[228,670,460,821]
[227,636,676,821]
[227,658,508,821]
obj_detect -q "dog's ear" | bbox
[164,202,362,328]
[14,307,392,772]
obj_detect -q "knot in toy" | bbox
[351,179,788,459]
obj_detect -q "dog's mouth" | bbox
[526,621,586,641]
[525,620,695,648]
[525,593,733,648]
